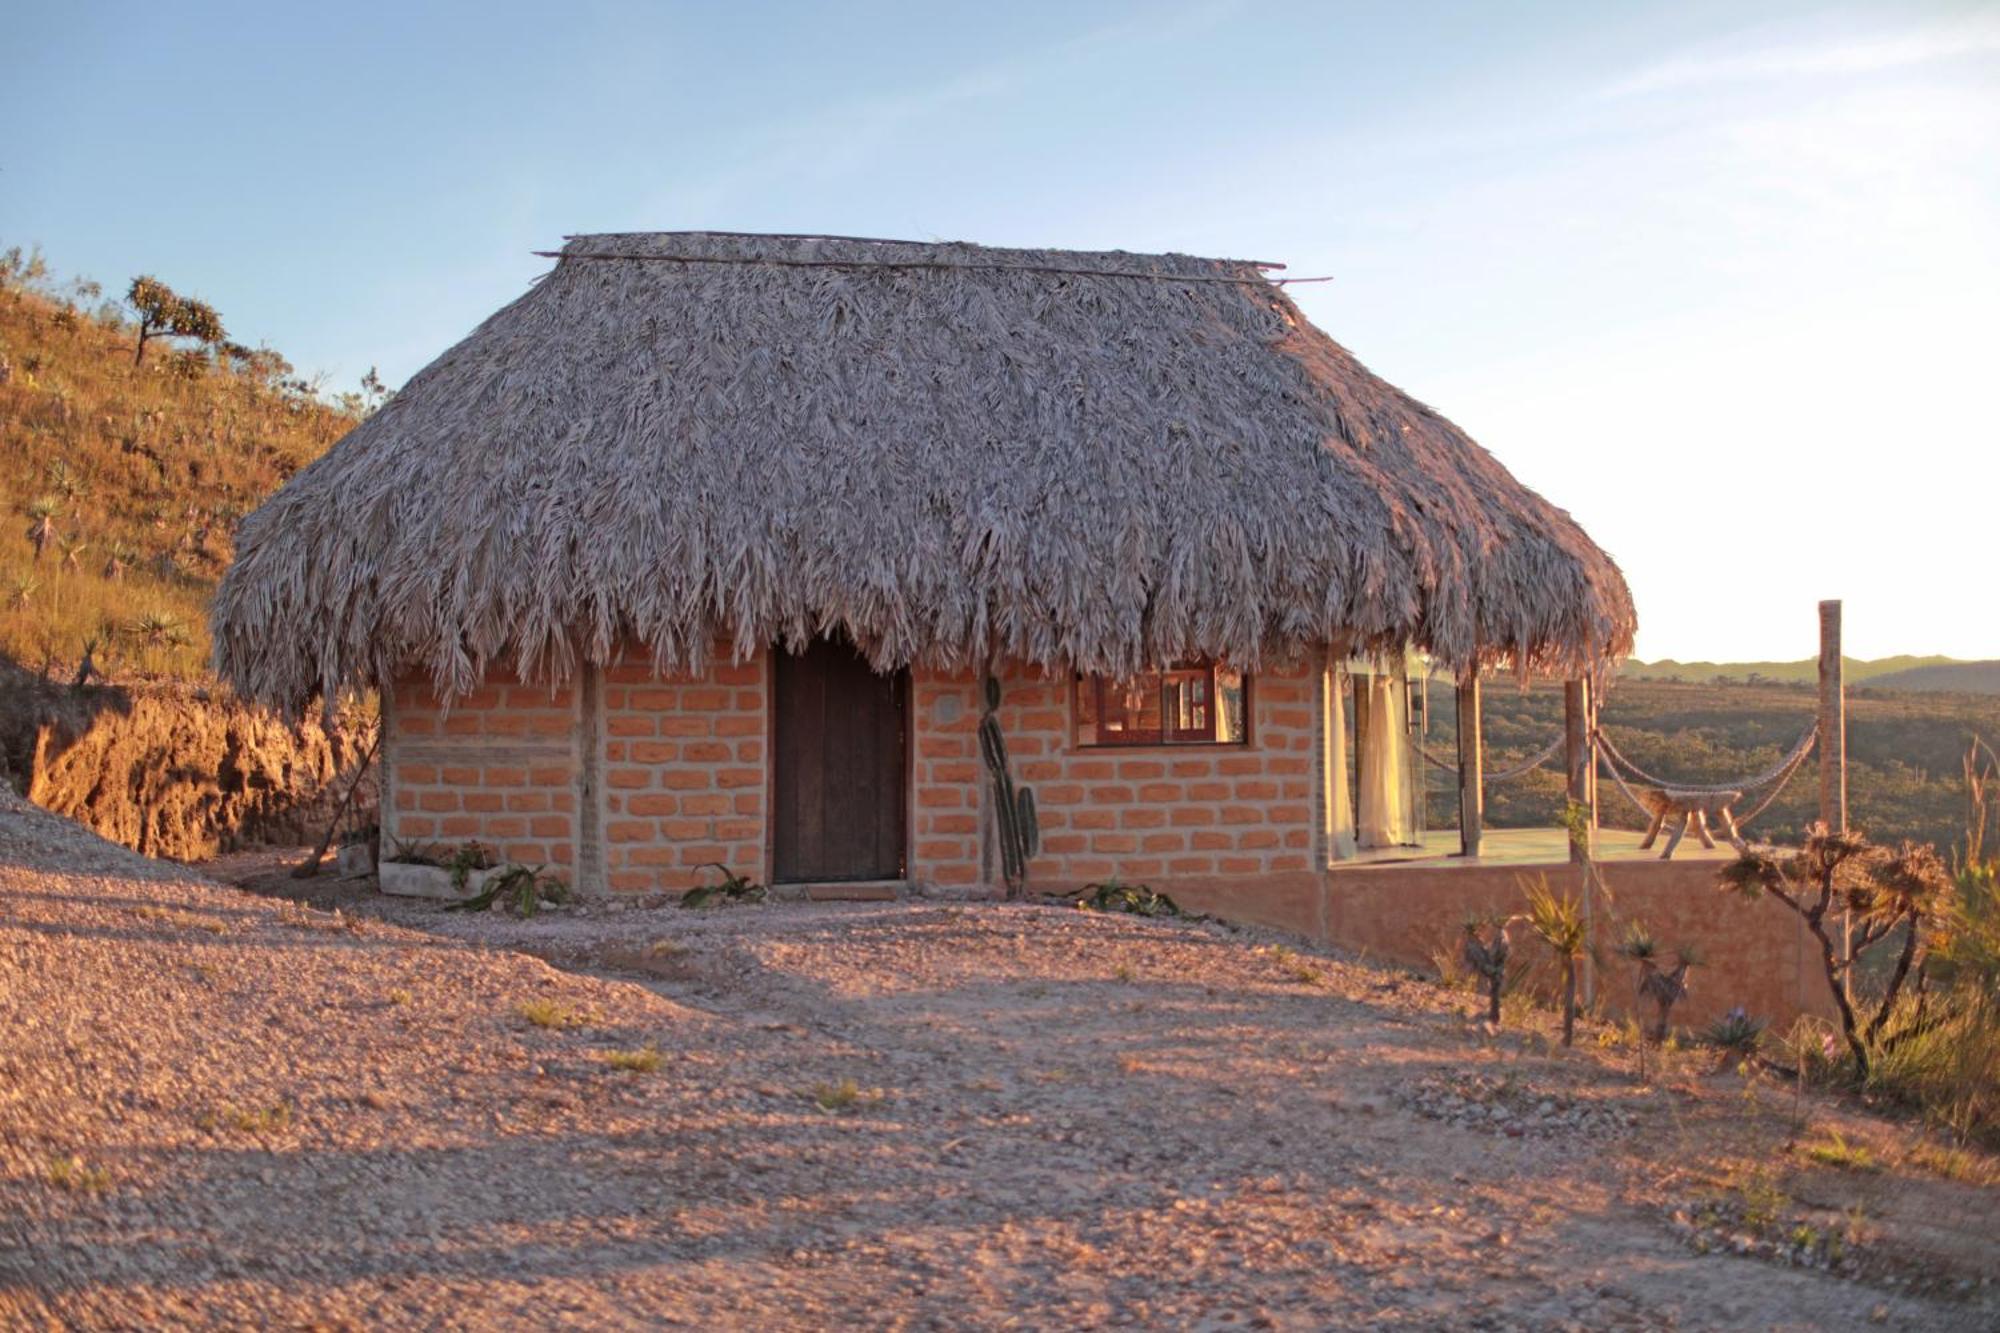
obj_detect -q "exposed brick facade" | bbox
[597,656,768,894]
[381,646,1818,1028]
[382,676,581,873]
[907,661,1326,900]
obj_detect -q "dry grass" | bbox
[0,255,355,679]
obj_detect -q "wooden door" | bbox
[772,637,908,882]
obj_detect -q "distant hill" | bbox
[1623,655,1966,687]
[0,245,361,680]
[1863,661,2000,695]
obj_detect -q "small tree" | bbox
[1720,824,1954,1078]
[127,275,224,365]
[1524,875,1588,1046]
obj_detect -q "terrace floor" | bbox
[1331,825,1739,870]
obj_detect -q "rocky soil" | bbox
[2,791,1995,1330]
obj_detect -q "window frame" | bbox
[1073,660,1252,749]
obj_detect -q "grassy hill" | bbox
[1863,661,2000,694]
[0,245,358,680]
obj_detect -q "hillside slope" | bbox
[1864,662,2000,695]
[1623,655,1962,686]
[0,248,358,680]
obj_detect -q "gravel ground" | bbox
[2,792,1994,1330]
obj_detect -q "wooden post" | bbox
[1818,600,1847,832]
[1565,678,1594,863]
[1457,676,1483,858]
[1819,600,1851,1007]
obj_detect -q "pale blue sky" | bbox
[6,1,1996,661]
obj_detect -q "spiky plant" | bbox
[1523,874,1589,1046]
[56,533,88,574]
[23,495,60,560]
[1618,924,1696,1044]
[9,575,37,610]
[1461,914,1512,1025]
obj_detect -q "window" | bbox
[1075,661,1248,747]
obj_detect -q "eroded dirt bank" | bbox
[1,792,1993,1330]
[1,668,370,859]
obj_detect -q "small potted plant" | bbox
[378,838,500,901]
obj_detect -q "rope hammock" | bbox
[1593,721,1819,858]
[1421,733,1564,785]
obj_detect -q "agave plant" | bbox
[1619,923,1698,1044]
[23,494,60,560]
[55,533,88,574]
[1523,874,1589,1046]
[1461,914,1513,1025]
[9,575,37,610]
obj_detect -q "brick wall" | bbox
[597,653,768,894]
[382,674,581,875]
[907,659,1326,912]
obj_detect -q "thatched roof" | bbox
[213,231,1634,710]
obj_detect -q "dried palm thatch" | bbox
[213,231,1634,712]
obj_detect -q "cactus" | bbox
[979,674,1039,897]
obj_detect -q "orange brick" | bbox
[1072,809,1117,830]
[1087,785,1134,804]
[1120,807,1167,829]
[1237,829,1280,850]
[607,769,650,790]
[530,765,572,785]
[1187,782,1230,802]
[1042,833,1088,854]
[530,815,571,838]
[716,767,762,789]
[1167,855,1215,874]
[395,815,436,837]
[505,791,550,813]
[716,819,762,841]
[628,794,679,816]
[1192,831,1231,850]
[464,792,504,813]
[418,791,458,812]
[1116,760,1166,780]
[918,788,963,809]
[484,765,528,787]
[680,687,730,710]
[608,820,652,843]
[680,793,730,816]
[1170,807,1217,827]
[662,819,711,840]
[484,816,527,838]
[1220,805,1265,825]
[1091,833,1139,854]
[1140,832,1185,852]
[398,763,438,785]
[1218,757,1263,776]
[661,770,710,790]
[439,815,479,837]
[1235,780,1279,800]
[659,716,711,737]
[677,844,731,866]
[1168,759,1214,778]
[1136,782,1181,803]
[682,741,730,763]
[1217,856,1262,874]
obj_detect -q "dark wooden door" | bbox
[772,637,908,882]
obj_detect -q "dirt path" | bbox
[2,797,1993,1329]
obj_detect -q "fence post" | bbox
[1565,678,1594,863]
[1457,675,1483,858]
[1818,600,1847,833]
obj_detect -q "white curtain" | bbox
[1357,671,1415,848]
[1326,662,1356,860]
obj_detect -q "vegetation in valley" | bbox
[1424,676,2000,854]
[0,244,370,681]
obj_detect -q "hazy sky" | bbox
[6,1,1996,662]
